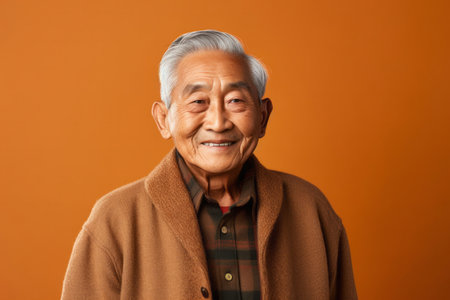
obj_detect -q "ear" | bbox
[151,101,172,139]
[259,98,273,138]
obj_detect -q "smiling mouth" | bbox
[201,142,235,147]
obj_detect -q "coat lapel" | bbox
[253,156,284,299]
[144,149,208,276]
[144,150,284,298]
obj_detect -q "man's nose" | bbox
[204,100,233,132]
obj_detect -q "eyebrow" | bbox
[228,81,251,92]
[182,83,208,97]
[182,81,252,97]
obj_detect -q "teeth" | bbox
[202,142,233,147]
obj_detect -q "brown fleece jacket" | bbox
[61,149,357,299]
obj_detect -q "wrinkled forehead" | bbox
[173,50,256,95]
[177,50,250,77]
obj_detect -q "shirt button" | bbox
[225,272,233,281]
[201,287,209,298]
[221,226,228,234]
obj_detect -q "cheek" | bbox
[235,113,261,138]
[170,111,204,138]
[236,119,261,156]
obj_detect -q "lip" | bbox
[200,140,237,148]
[201,139,236,144]
[201,141,236,146]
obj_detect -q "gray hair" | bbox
[159,30,268,107]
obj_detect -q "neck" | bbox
[185,162,243,207]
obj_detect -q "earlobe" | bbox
[259,98,273,138]
[151,101,172,139]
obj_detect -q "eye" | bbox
[229,98,243,103]
[188,99,208,113]
[192,99,205,104]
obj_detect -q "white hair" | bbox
[159,30,268,107]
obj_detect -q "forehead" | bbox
[175,50,251,86]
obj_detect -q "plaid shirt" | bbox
[176,151,261,300]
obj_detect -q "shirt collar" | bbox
[175,149,257,214]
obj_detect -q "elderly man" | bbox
[62,30,357,300]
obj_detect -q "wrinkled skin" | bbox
[152,50,272,204]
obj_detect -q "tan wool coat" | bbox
[61,149,358,300]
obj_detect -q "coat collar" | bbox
[252,155,283,297]
[144,148,283,296]
[144,148,209,277]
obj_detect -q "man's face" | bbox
[155,50,272,175]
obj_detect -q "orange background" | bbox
[1,0,449,299]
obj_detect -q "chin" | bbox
[196,159,239,175]
[198,164,233,175]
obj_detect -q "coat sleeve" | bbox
[330,225,358,300]
[61,227,121,300]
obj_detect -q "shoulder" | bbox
[89,149,180,216]
[89,177,148,218]
[82,149,180,236]
[82,177,151,238]
[274,170,324,195]
[263,167,343,228]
